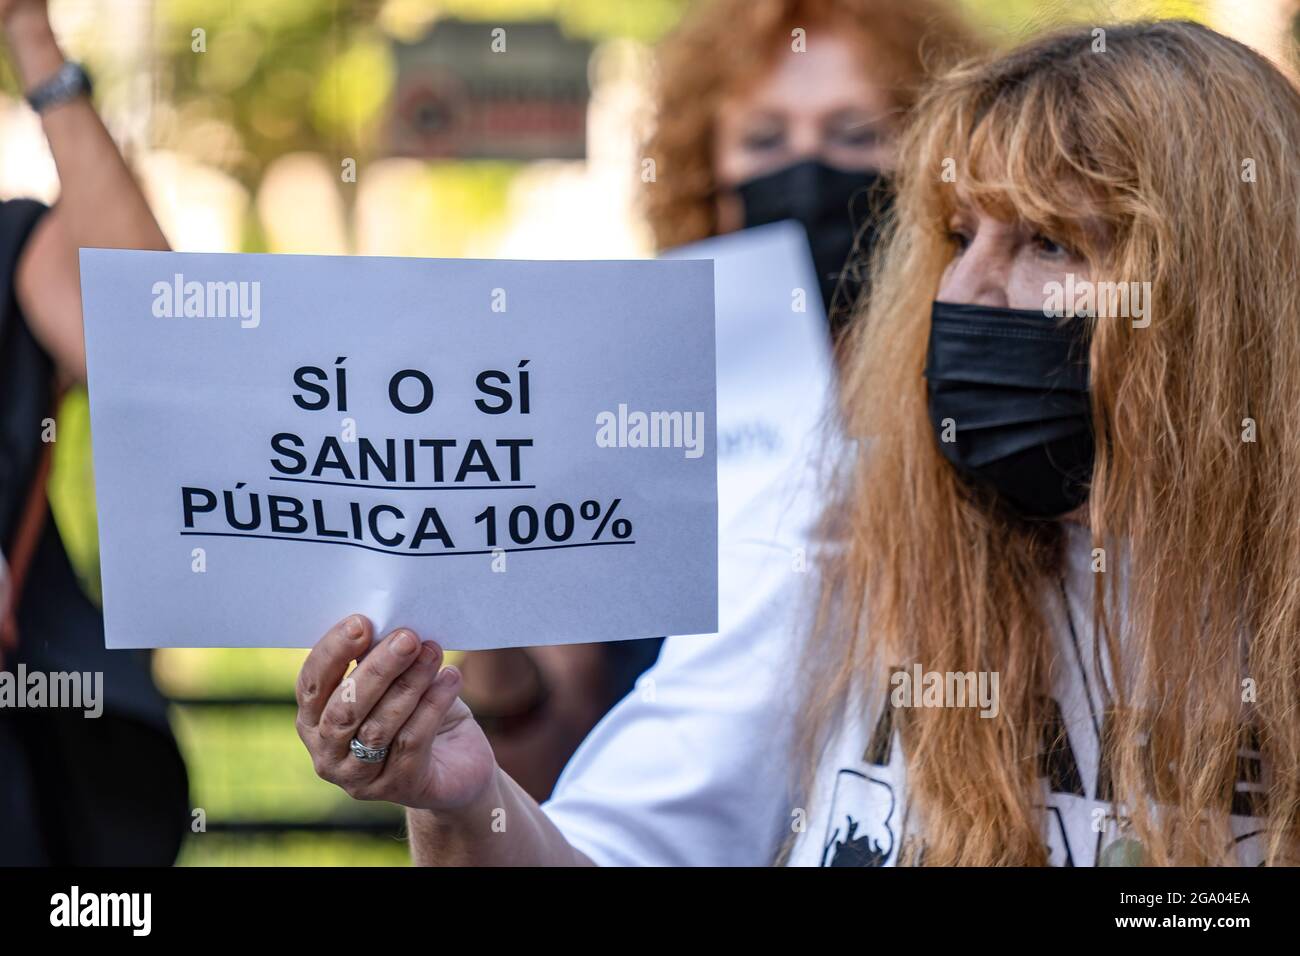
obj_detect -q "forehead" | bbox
[721,33,894,119]
[946,195,1019,226]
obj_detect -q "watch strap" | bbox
[26,61,92,114]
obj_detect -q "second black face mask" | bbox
[924,301,1094,519]
[737,159,891,337]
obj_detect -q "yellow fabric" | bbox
[46,386,101,607]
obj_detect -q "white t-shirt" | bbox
[542,458,1268,866]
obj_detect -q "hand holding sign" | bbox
[79,250,718,649]
[294,616,496,814]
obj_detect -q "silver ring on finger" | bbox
[349,736,389,764]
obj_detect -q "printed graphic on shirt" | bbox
[786,555,1277,867]
[820,770,895,867]
[817,694,1267,867]
[818,701,903,867]
[1043,805,1075,866]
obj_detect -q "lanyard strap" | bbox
[1,424,53,659]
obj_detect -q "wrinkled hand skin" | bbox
[295,615,497,813]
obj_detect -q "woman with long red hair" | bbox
[294,19,1300,866]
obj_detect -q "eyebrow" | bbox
[830,106,902,127]
[735,109,788,128]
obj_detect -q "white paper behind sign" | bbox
[664,221,833,529]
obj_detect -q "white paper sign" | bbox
[79,250,718,649]
[664,221,833,530]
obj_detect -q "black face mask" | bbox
[924,301,1093,519]
[737,159,891,338]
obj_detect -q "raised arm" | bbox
[295,615,593,866]
[2,0,168,382]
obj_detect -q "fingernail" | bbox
[344,615,363,638]
[392,630,417,655]
[439,664,461,686]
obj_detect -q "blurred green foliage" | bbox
[956,0,1208,37]
[180,832,412,866]
[151,0,692,189]
[155,0,381,186]
[48,388,100,606]
[171,703,400,823]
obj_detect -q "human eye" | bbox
[740,123,786,153]
[946,227,972,253]
[829,118,883,149]
[1031,231,1076,259]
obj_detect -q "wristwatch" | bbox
[26,61,92,114]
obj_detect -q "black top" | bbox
[0,198,169,729]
